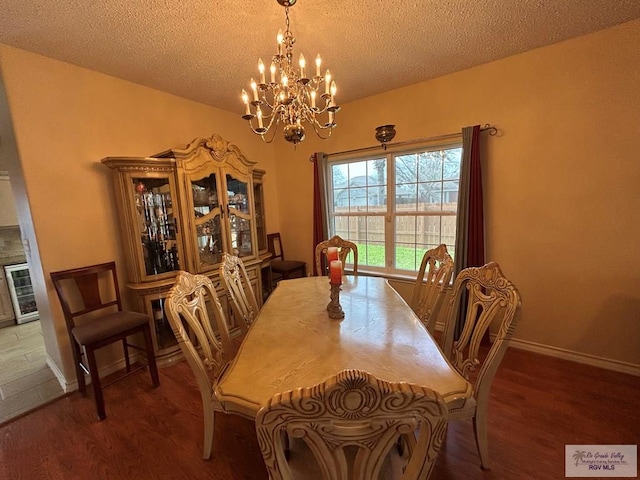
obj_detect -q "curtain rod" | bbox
[320,124,497,161]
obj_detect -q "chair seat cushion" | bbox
[72,310,150,345]
[271,260,306,273]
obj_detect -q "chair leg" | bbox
[473,411,491,470]
[122,338,132,372]
[72,341,87,396]
[142,325,160,387]
[85,346,106,421]
[202,404,215,460]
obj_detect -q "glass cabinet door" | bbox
[191,173,225,268]
[133,176,181,278]
[225,173,253,258]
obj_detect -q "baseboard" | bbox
[506,337,640,377]
[45,354,73,392]
[46,353,144,393]
[434,322,640,377]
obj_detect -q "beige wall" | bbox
[0,44,280,382]
[0,18,638,382]
[274,20,640,367]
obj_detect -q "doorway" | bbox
[0,173,63,424]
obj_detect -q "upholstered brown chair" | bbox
[165,271,235,459]
[267,233,307,284]
[441,261,522,470]
[314,235,359,276]
[409,244,454,335]
[50,261,159,421]
[255,369,448,480]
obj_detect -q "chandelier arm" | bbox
[310,120,334,140]
[260,124,279,144]
[264,106,282,132]
[309,115,333,131]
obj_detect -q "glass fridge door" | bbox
[4,263,39,324]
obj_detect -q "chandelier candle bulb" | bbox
[277,29,284,55]
[311,90,316,108]
[250,78,259,101]
[241,90,251,115]
[270,62,276,83]
[330,260,342,285]
[299,54,306,78]
[258,59,266,84]
[315,54,322,77]
[257,107,264,129]
[330,81,337,104]
[325,70,332,95]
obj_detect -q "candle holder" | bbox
[327,282,345,319]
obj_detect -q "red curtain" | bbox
[467,125,485,268]
[311,153,325,275]
[453,125,485,339]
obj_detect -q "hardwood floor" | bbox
[0,347,638,479]
[0,321,65,423]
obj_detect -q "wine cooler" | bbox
[4,262,39,324]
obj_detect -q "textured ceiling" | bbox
[1,1,639,114]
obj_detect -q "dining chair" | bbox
[219,252,259,339]
[409,244,454,335]
[267,233,307,285]
[314,235,359,276]
[255,368,448,480]
[165,271,235,459]
[50,261,160,421]
[440,261,522,470]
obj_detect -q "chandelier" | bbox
[241,0,339,145]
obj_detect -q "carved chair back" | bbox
[219,253,259,336]
[255,369,448,480]
[314,235,359,276]
[165,271,234,458]
[410,244,454,335]
[440,261,521,469]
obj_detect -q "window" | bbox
[326,142,462,275]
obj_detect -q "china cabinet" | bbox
[102,134,266,363]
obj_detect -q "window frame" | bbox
[324,137,462,277]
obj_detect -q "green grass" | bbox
[356,243,423,271]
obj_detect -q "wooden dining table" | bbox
[215,275,473,418]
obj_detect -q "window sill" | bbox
[351,269,417,285]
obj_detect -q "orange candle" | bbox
[330,260,342,285]
[327,247,339,263]
[326,247,340,277]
